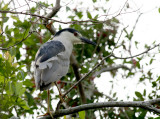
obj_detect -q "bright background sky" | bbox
[95,0,160,99]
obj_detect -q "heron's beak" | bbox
[80,37,96,46]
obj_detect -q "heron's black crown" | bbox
[54,28,79,37]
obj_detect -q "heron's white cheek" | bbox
[73,39,83,44]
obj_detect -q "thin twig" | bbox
[112,43,160,59]
[92,64,131,78]
[0,10,135,25]
[0,31,34,50]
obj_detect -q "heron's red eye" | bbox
[74,32,78,36]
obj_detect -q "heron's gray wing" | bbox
[35,40,65,63]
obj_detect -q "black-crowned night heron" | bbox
[34,28,96,117]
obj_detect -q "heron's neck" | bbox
[54,36,73,56]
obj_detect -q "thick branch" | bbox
[43,0,61,34]
[39,98,160,119]
[45,0,60,19]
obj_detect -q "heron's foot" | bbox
[37,111,54,119]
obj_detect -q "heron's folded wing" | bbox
[35,40,65,63]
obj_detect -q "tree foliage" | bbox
[0,0,160,119]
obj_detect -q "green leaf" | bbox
[0,75,4,83]
[2,17,9,23]
[135,91,143,100]
[11,15,19,21]
[78,111,85,119]
[15,82,25,96]
[136,61,140,69]
[138,110,147,118]
[87,12,92,19]
[19,87,26,96]
[9,47,16,56]
[17,70,25,80]
[113,92,116,97]
[135,41,139,49]
[149,58,155,64]
[66,6,70,11]
[152,81,157,87]
[156,76,160,82]
[94,14,99,19]
[25,92,34,105]
[6,82,13,96]
[76,12,83,19]
[23,79,34,87]
[143,89,146,96]
[159,8,160,13]
[30,7,36,13]
[2,3,9,10]
[19,99,30,110]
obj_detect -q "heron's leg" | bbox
[47,90,50,113]
[37,90,53,119]
[47,90,53,119]
[54,82,66,103]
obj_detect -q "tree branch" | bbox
[92,64,131,78]
[70,54,87,104]
[112,43,160,59]
[0,9,137,25]
[0,10,99,25]
[70,54,88,118]
[62,54,112,97]
[43,0,61,34]
[45,0,60,19]
[38,98,160,119]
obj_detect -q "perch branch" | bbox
[39,98,160,118]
